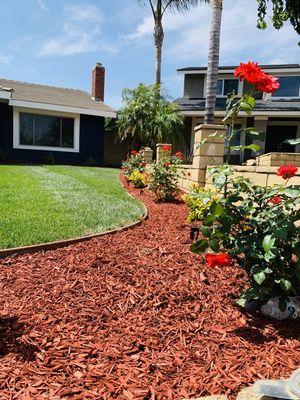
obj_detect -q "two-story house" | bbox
[175,64,300,163]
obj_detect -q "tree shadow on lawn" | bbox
[233,314,300,344]
[0,316,39,361]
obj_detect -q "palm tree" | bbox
[137,0,209,86]
[204,0,223,124]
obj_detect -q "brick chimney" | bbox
[92,63,105,102]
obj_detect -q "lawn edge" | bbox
[0,178,147,259]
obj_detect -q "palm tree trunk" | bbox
[204,0,223,124]
[154,19,164,86]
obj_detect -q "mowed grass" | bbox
[0,165,145,249]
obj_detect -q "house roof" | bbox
[175,97,300,114]
[0,78,116,118]
[177,64,300,73]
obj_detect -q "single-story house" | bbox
[0,63,116,165]
[175,64,300,163]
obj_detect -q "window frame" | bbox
[271,76,300,99]
[216,78,241,97]
[13,107,80,153]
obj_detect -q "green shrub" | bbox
[186,168,300,309]
[128,170,148,188]
[149,155,183,201]
[122,150,146,180]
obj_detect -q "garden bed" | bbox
[0,179,299,399]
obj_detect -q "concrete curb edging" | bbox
[0,179,148,259]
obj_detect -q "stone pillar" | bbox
[141,147,153,164]
[156,143,172,163]
[192,124,226,186]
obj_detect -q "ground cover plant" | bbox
[0,165,144,249]
[0,179,299,400]
[184,62,300,312]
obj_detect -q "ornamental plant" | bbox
[185,62,300,311]
[128,170,149,189]
[149,153,183,201]
[122,150,146,181]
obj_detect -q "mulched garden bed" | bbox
[0,178,299,400]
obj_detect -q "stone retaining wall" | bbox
[205,165,300,187]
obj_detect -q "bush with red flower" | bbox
[188,163,300,311]
[184,62,300,312]
[220,62,282,164]
[149,155,184,201]
[121,150,147,184]
[277,164,298,180]
[234,61,279,94]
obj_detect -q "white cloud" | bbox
[127,0,299,67]
[0,53,14,64]
[39,3,118,57]
[36,0,48,11]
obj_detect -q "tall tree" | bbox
[204,0,223,124]
[137,0,209,86]
[257,0,300,35]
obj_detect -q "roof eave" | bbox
[9,99,117,118]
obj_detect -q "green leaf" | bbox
[262,235,276,253]
[244,144,261,153]
[253,271,266,285]
[284,186,300,198]
[210,203,226,219]
[201,226,212,238]
[245,128,266,141]
[236,298,247,308]
[209,239,220,252]
[190,239,209,254]
[263,250,276,262]
[279,279,292,292]
[246,96,256,108]
[283,138,300,146]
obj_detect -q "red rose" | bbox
[175,151,183,159]
[277,163,298,180]
[142,162,146,167]
[255,73,280,94]
[234,62,264,85]
[234,61,279,94]
[205,253,231,268]
[269,196,282,205]
[162,145,171,152]
[187,172,191,177]
[163,162,171,167]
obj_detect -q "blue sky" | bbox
[0,0,299,109]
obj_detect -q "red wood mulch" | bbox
[0,178,299,400]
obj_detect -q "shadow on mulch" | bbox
[233,314,300,344]
[0,316,38,361]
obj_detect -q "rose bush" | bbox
[149,154,183,201]
[122,150,146,181]
[184,62,300,311]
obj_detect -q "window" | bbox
[14,109,80,152]
[272,76,300,98]
[217,79,239,96]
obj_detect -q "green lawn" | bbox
[0,165,145,249]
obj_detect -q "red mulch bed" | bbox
[0,179,299,400]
